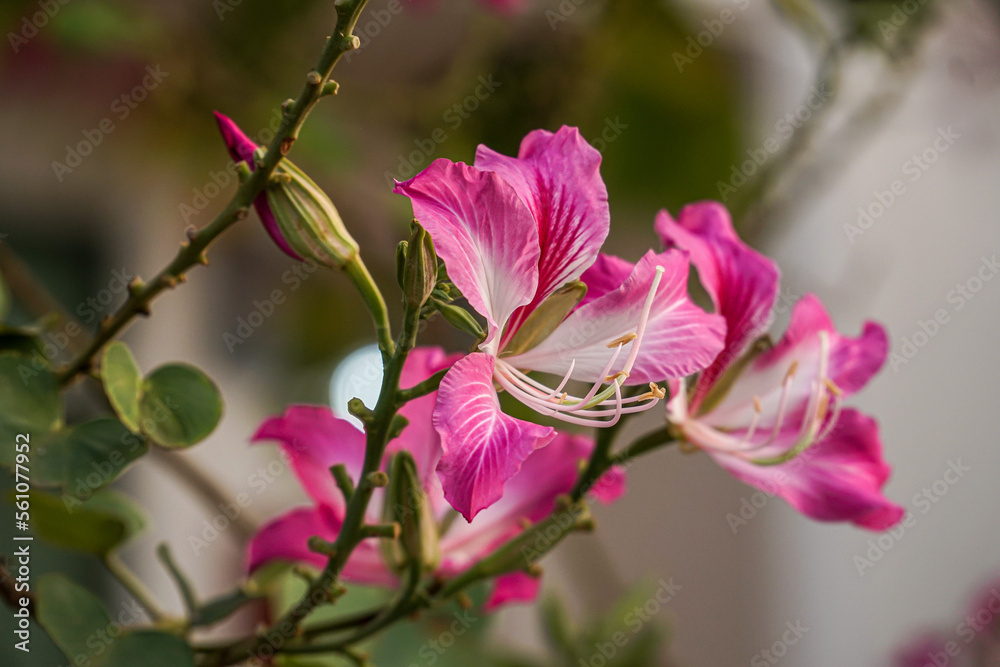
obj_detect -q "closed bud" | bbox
[381,451,440,573]
[402,223,437,310]
[214,111,358,268]
[434,300,486,340]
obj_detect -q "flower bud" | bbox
[214,111,358,268]
[381,451,440,573]
[433,300,486,340]
[402,223,437,310]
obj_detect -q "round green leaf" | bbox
[104,631,195,667]
[21,488,145,556]
[0,352,62,469]
[101,342,143,433]
[33,418,148,495]
[36,573,112,663]
[139,363,223,449]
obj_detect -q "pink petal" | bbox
[762,294,888,397]
[391,347,461,514]
[440,433,625,571]
[655,203,779,392]
[252,405,366,515]
[213,111,302,261]
[708,409,904,530]
[579,253,635,307]
[394,160,540,347]
[246,506,332,573]
[475,127,610,339]
[433,353,556,521]
[484,572,540,612]
[506,250,725,385]
[246,506,394,585]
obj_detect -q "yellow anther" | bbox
[648,382,666,399]
[824,378,843,396]
[606,332,637,348]
[605,370,629,383]
[753,396,762,413]
[785,360,799,382]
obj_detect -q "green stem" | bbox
[569,418,626,502]
[156,543,198,619]
[55,0,372,387]
[104,553,169,623]
[397,367,448,403]
[616,426,675,462]
[344,257,393,356]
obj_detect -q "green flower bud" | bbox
[265,159,359,269]
[381,451,440,573]
[433,301,486,341]
[402,223,437,310]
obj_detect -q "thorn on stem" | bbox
[236,207,249,221]
[306,71,323,86]
[280,137,295,155]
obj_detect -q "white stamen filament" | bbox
[491,267,666,427]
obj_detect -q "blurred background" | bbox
[1,0,999,664]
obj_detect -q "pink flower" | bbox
[394,128,724,520]
[246,347,626,610]
[657,202,904,530]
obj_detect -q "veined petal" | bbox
[655,203,780,392]
[433,353,556,521]
[506,250,725,385]
[394,160,540,348]
[484,572,540,612]
[391,347,461,514]
[763,294,888,397]
[440,432,621,569]
[246,506,394,585]
[475,127,610,339]
[252,406,366,515]
[707,409,904,530]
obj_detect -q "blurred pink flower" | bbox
[246,347,625,610]
[657,202,904,530]
[394,127,724,521]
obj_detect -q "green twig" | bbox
[104,553,169,623]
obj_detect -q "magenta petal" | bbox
[655,204,780,387]
[252,405,366,515]
[475,127,610,333]
[507,250,725,384]
[433,353,556,521]
[764,294,889,397]
[246,506,334,573]
[579,253,635,307]
[484,572,541,612]
[394,160,540,347]
[709,409,904,530]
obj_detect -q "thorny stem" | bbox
[55,0,373,387]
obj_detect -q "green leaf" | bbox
[32,418,148,496]
[0,352,62,469]
[101,342,143,433]
[23,488,145,556]
[36,573,112,664]
[139,363,223,449]
[103,631,196,667]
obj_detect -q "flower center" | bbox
[492,267,667,427]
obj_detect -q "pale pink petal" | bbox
[475,127,609,339]
[394,160,540,348]
[433,353,556,521]
[252,406,366,515]
[506,250,725,385]
[214,111,302,261]
[762,294,888,397]
[655,204,779,392]
[484,572,541,612]
[708,409,904,530]
[579,253,634,307]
